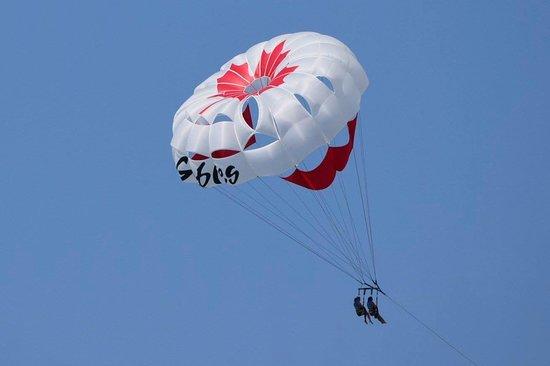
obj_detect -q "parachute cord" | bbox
[288,183,342,254]
[383,293,478,366]
[286,183,371,284]
[216,186,357,281]
[336,174,372,283]
[251,180,366,277]
[310,186,371,283]
[214,187,363,285]
[263,168,369,283]
[256,178,347,256]
[298,163,373,283]
[243,182,364,276]
[357,118,378,282]
[352,146,376,283]
[336,175,372,278]
[287,171,349,250]
[328,183,353,248]
[327,183,365,278]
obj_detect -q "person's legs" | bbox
[375,313,386,324]
[365,310,372,324]
[360,308,370,324]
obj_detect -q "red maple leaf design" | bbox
[213,40,298,101]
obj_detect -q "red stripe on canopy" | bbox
[283,116,357,190]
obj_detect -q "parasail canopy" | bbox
[171,32,368,189]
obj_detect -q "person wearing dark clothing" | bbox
[367,296,386,324]
[354,296,372,324]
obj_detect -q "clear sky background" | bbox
[1,1,549,365]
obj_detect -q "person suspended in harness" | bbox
[354,296,372,324]
[367,296,386,324]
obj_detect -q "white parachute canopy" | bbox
[171,32,368,188]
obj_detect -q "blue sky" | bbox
[1,1,549,365]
